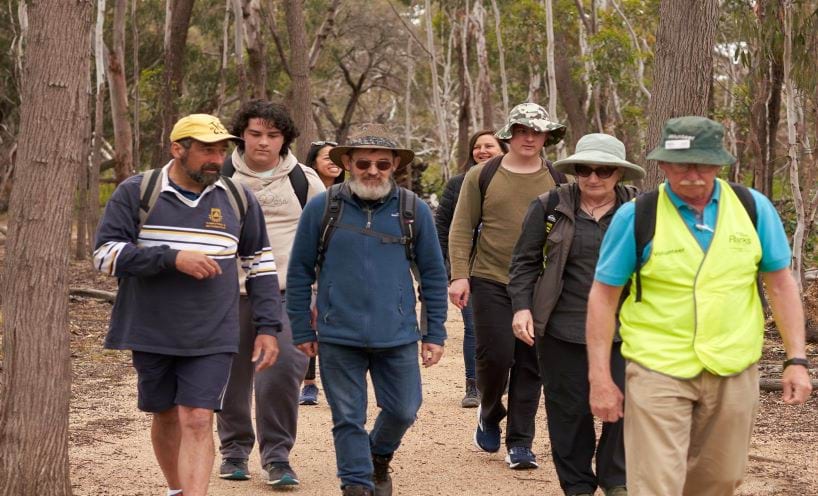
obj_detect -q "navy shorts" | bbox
[131,352,233,413]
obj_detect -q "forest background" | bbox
[1,0,818,493]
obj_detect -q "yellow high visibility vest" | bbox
[619,180,764,378]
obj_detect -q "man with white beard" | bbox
[286,124,449,496]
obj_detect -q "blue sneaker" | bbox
[219,458,250,480]
[505,446,539,470]
[265,462,300,486]
[299,383,320,405]
[473,405,501,453]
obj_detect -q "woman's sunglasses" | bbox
[574,165,617,179]
[353,159,394,171]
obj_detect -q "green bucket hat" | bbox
[495,102,566,147]
[646,116,736,166]
[554,133,645,181]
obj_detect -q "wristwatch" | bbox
[783,357,810,370]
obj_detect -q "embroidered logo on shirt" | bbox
[206,207,227,230]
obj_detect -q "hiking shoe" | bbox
[218,458,250,480]
[342,485,373,496]
[264,461,299,486]
[473,405,501,453]
[505,446,539,469]
[461,378,479,408]
[604,486,628,496]
[371,453,393,496]
[299,383,320,405]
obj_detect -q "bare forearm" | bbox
[764,269,807,358]
[586,281,624,383]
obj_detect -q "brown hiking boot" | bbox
[604,486,628,496]
[461,378,480,408]
[342,485,373,496]
[371,453,393,496]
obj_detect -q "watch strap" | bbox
[783,357,810,370]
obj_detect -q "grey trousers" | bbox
[217,295,309,465]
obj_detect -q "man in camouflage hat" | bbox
[587,116,812,495]
[448,102,566,470]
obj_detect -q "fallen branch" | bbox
[759,378,818,391]
[69,287,116,303]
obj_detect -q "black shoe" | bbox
[371,453,393,496]
[461,378,479,408]
[342,485,373,496]
[264,461,299,486]
[219,457,250,480]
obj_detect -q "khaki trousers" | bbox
[624,361,759,496]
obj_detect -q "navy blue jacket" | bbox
[286,184,448,348]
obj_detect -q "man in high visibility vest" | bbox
[585,116,812,496]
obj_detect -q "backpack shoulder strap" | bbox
[633,190,659,302]
[221,154,236,177]
[398,187,419,266]
[727,182,757,228]
[478,155,504,200]
[537,188,562,236]
[289,165,309,209]
[317,183,345,272]
[138,168,164,231]
[219,177,248,227]
[545,159,569,185]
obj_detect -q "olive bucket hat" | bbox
[495,102,566,147]
[554,133,645,181]
[646,116,736,166]
[329,123,414,168]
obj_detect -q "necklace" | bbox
[580,196,615,219]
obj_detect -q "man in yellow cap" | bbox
[93,114,284,496]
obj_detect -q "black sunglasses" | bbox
[574,165,617,179]
[311,140,338,147]
[353,159,393,171]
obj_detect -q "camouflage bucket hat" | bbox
[329,123,415,168]
[646,116,736,166]
[495,102,567,147]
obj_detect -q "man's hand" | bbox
[448,278,470,309]
[175,250,222,280]
[512,309,535,346]
[589,377,624,423]
[297,341,319,358]
[421,343,444,368]
[251,334,279,372]
[782,364,812,405]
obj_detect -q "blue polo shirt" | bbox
[595,181,792,287]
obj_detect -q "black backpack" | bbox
[316,183,419,274]
[632,182,758,302]
[221,154,309,209]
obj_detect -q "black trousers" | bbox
[536,333,626,495]
[471,276,542,448]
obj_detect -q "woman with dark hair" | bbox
[435,130,508,408]
[298,140,340,406]
[304,140,343,189]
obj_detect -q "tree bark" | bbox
[456,16,471,167]
[641,0,720,189]
[242,0,267,99]
[131,0,141,171]
[0,1,93,494]
[107,0,134,183]
[284,0,315,160]
[473,2,493,129]
[489,0,508,116]
[156,0,195,168]
[425,0,451,180]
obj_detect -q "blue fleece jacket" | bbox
[286,184,448,348]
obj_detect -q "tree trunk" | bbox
[425,0,451,180]
[131,0,141,171]
[242,0,267,99]
[156,0,195,168]
[456,17,471,167]
[554,30,588,149]
[216,0,231,113]
[544,0,562,157]
[90,0,106,251]
[284,0,315,160]
[641,0,720,189]
[108,0,134,183]
[232,0,247,103]
[489,0,508,116]
[473,2,493,129]
[0,1,93,494]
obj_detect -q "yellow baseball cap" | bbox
[169,114,241,143]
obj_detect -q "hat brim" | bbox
[496,124,567,147]
[329,145,415,168]
[183,133,243,144]
[646,146,736,166]
[554,150,645,181]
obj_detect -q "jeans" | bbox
[319,341,422,489]
[461,300,476,380]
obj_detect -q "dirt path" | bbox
[66,282,818,496]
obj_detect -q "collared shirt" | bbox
[595,180,791,287]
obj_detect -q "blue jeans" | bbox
[319,341,422,489]
[461,300,476,380]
